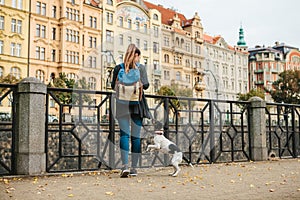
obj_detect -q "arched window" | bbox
[10,67,20,79]
[164,54,169,63]
[181,38,184,48]
[195,31,200,38]
[88,77,96,90]
[153,14,158,20]
[36,69,45,82]
[176,37,180,47]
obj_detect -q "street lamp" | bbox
[204,69,219,100]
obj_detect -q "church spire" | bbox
[237,25,246,46]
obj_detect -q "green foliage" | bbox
[237,88,265,101]
[156,84,194,110]
[0,74,21,96]
[48,73,93,107]
[236,88,265,110]
[269,70,300,104]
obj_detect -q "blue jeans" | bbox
[118,114,142,168]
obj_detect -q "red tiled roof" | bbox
[144,1,187,26]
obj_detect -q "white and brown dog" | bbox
[146,122,183,177]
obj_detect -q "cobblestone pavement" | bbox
[1,159,300,200]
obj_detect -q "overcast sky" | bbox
[148,0,300,48]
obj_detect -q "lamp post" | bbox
[204,69,219,100]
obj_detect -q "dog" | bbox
[146,122,183,177]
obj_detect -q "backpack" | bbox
[115,63,143,104]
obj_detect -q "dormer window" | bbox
[153,14,158,20]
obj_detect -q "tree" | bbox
[0,74,21,102]
[268,70,300,104]
[236,88,265,109]
[48,73,93,111]
[237,88,265,102]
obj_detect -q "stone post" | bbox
[15,77,47,175]
[249,96,268,161]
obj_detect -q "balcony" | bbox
[255,80,264,85]
[254,69,264,73]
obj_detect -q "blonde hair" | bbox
[124,44,140,73]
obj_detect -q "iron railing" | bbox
[266,102,300,158]
[45,88,251,172]
[0,84,17,175]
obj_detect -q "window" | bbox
[128,36,132,44]
[0,40,3,54]
[11,19,16,32]
[66,29,79,43]
[89,16,97,28]
[0,0,4,5]
[153,60,159,71]
[176,71,181,81]
[65,50,79,64]
[0,16,4,30]
[164,37,169,46]
[88,77,96,90]
[107,0,113,5]
[16,43,21,56]
[135,21,140,31]
[88,56,96,68]
[118,16,123,27]
[186,75,190,83]
[41,2,46,15]
[17,0,22,9]
[36,24,45,38]
[88,36,97,48]
[36,70,45,82]
[17,20,22,33]
[52,28,56,40]
[153,14,158,20]
[36,2,41,14]
[153,26,159,37]
[106,12,113,24]
[10,67,20,79]
[12,0,16,8]
[143,40,147,51]
[127,19,132,29]
[143,24,147,33]
[35,46,45,60]
[164,70,170,80]
[164,54,169,63]
[52,6,56,18]
[153,42,159,53]
[106,30,113,43]
[51,49,56,62]
[119,34,123,45]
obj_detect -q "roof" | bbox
[144,1,187,26]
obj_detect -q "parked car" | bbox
[48,115,58,122]
[0,112,11,121]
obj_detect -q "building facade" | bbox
[0,0,30,80]
[203,27,249,101]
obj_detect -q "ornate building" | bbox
[203,26,249,101]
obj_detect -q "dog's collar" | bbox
[154,130,163,135]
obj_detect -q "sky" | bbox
[148,0,300,48]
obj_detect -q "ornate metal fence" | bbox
[45,87,251,173]
[266,102,300,158]
[0,84,17,175]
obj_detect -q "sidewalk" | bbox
[1,159,300,200]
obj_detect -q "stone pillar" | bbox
[15,77,47,175]
[249,96,268,161]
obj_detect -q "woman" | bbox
[111,44,150,178]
